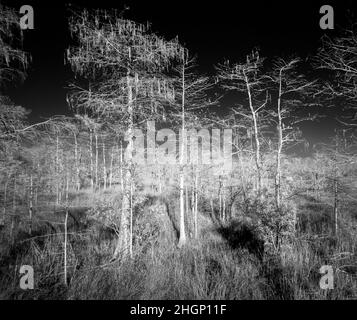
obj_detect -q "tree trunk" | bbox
[95,132,98,189]
[191,171,195,235]
[74,133,80,191]
[185,184,189,217]
[194,167,198,239]
[64,177,69,287]
[90,130,94,189]
[219,189,222,221]
[113,74,134,260]
[120,141,124,193]
[237,134,247,204]
[129,180,133,259]
[56,134,60,205]
[2,178,8,226]
[28,175,33,235]
[222,179,226,222]
[334,178,338,235]
[178,170,186,247]
[275,75,283,210]
[334,131,339,236]
[12,175,16,213]
[244,72,262,198]
[178,61,187,248]
[11,175,16,245]
[109,147,114,188]
[35,163,39,206]
[102,141,106,189]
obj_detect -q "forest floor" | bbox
[0,189,356,300]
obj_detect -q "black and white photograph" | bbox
[0,0,356,303]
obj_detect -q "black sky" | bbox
[2,0,356,145]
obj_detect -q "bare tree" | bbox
[67,8,185,260]
[217,50,269,198]
[169,56,215,245]
[315,28,357,127]
[269,57,317,210]
[0,4,29,87]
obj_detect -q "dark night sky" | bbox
[2,0,356,145]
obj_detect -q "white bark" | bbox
[194,167,198,239]
[89,129,94,189]
[120,141,124,193]
[102,141,106,189]
[56,134,60,205]
[74,132,80,191]
[275,71,283,210]
[95,132,98,189]
[113,74,134,260]
[109,147,114,188]
[64,177,69,286]
[29,175,33,235]
[178,61,187,248]
[244,71,262,197]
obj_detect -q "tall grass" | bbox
[0,191,356,300]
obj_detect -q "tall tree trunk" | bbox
[12,175,16,213]
[185,184,189,218]
[275,73,283,210]
[334,178,338,235]
[120,141,124,193]
[56,134,60,205]
[109,147,114,188]
[11,174,16,245]
[222,179,226,222]
[191,170,195,234]
[219,189,222,221]
[28,175,33,235]
[64,177,69,287]
[95,132,98,189]
[194,167,198,239]
[113,73,134,260]
[236,133,247,205]
[218,175,223,221]
[129,180,133,259]
[244,72,262,198]
[102,141,107,189]
[178,170,186,247]
[2,177,8,226]
[74,132,80,191]
[89,129,94,189]
[178,61,186,248]
[334,133,339,236]
[35,163,39,206]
